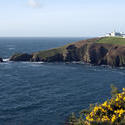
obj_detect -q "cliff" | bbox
[10,37,125,67]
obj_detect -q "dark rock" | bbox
[0,58,3,62]
[88,43,109,65]
[106,46,125,67]
[10,53,32,61]
[31,53,64,62]
[65,45,80,62]
[43,53,64,62]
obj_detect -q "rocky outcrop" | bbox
[106,46,125,67]
[31,52,64,62]
[10,53,32,61]
[0,58,3,62]
[9,37,125,67]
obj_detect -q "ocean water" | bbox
[0,37,125,125]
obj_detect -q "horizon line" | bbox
[0,36,93,38]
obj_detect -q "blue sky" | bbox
[0,0,125,37]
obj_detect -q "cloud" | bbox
[28,0,41,8]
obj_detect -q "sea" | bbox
[0,37,125,125]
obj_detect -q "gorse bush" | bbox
[67,85,125,125]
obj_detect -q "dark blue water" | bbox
[0,37,125,125]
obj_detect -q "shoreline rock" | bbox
[0,58,3,62]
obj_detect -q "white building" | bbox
[105,31,125,38]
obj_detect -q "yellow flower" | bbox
[85,87,125,124]
[123,88,125,92]
[102,101,108,107]
[111,115,116,122]
[115,97,119,102]
[102,116,110,122]
[86,115,94,121]
[115,109,125,117]
[123,97,125,101]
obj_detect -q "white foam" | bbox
[20,61,44,64]
[3,58,9,62]
[32,62,44,64]
[9,48,15,50]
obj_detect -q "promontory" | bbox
[10,37,125,67]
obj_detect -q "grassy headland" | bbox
[10,37,125,67]
[97,37,125,45]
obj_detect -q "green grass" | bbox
[33,44,69,59]
[96,37,125,45]
[34,37,125,60]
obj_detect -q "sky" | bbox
[0,0,125,37]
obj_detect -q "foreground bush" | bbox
[67,86,125,125]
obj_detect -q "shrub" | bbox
[67,86,125,125]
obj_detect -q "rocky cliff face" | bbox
[10,53,32,61]
[9,37,125,67]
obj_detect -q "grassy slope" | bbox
[34,38,100,59]
[97,37,125,45]
[33,44,69,59]
[34,37,125,60]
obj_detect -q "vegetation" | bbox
[33,46,67,60]
[96,37,125,45]
[36,36,125,60]
[67,85,125,125]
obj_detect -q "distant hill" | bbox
[10,37,125,67]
